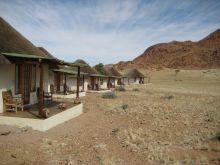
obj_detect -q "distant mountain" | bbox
[114,29,220,70]
[104,64,113,69]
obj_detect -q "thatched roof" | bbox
[38,47,55,58]
[73,59,98,74]
[107,67,122,77]
[0,17,46,57]
[37,47,68,65]
[123,69,145,78]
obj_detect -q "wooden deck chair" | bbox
[2,90,24,113]
[43,84,53,103]
[43,91,53,103]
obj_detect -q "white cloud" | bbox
[0,0,219,65]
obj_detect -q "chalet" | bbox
[38,48,87,98]
[0,17,83,131]
[122,69,145,84]
[106,67,122,87]
[73,59,109,91]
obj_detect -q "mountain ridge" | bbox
[114,29,220,70]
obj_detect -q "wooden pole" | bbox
[64,73,67,95]
[114,78,115,88]
[38,61,43,116]
[91,77,94,90]
[108,77,110,89]
[20,64,24,103]
[82,74,85,91]
[76,66,80,100]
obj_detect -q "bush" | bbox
[115,86,126,92]
[132,88,139,91]
[121,104,128,110]
[161,95,174,100]
[102,91,117,99]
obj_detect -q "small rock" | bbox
[169,157,174,161]
[211,147,220,152]
[11,154,16,159]
[160,159,165,164]
[42,108,50,118]
[200,146,209,151]
[111,128,119,135]
[0,131,11,136]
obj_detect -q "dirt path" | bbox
[0,84,220,165]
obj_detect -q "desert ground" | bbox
[0,69,220,165]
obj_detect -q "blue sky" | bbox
[0,0,220,65]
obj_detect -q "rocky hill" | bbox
[114,29,220,70]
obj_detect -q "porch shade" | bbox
[1,52,68,65]
[53,68,88,75]
[1,52,52,61]
[90,73,108,77]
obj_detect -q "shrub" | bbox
[102,91,117,99]
[115,86,126,92]
[161,95,174,100]
[121,104,128,110]
[132,88,139,91]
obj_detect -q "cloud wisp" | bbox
[0,0,220,65]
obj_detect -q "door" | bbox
[91,76,95,90]
[15,64,36,105]
[23,64,32,104]
[55,72,61,92]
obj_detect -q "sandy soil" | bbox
[0,69,220,165]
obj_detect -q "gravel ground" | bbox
[0,77,220,165]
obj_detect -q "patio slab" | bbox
[0,103,83,132]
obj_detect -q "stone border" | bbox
[53,91,86,99]
[86,89,111,93]
[0,103,83,132]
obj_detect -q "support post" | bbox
[114,78,115,88]
[38,61,44,116]
[76,66,80,100]
[64,73,67,95]
[108,77,110,89]
[82,74,85,91]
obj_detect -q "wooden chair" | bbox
[2,90,24,113]
[43,84,54,103]
[43,91,53,103]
